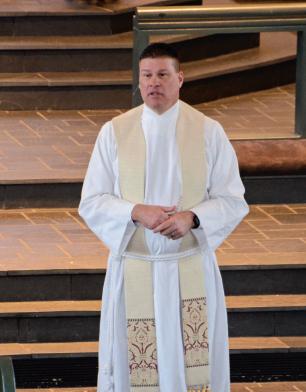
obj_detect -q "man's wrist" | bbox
[131,204,140,222]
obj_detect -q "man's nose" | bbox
[150,75,160,86]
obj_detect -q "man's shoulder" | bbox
[95,119,116,148]
[179,100,224,132]
[203,114,222,129]
[202,114,230,151]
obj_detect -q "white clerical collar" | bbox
[143,101,180,119]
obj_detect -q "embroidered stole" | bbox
[112,101,210,391]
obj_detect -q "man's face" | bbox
[139,57,184,115]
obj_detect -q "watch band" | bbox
[193,213,200,229]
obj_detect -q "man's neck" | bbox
[143,101,180,117]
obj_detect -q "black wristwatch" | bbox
[192,213,200,229]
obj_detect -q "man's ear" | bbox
[179,71,184,88]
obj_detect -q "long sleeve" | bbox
[191,117,249,255]
[78,121,137,256]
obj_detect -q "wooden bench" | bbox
[233,139,306,176]
[232,139,306,204]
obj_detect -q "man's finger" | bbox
[167,231,179,240]
[160,227,175,236]
[161,212,170,221]
[166,229,177,238]
[153,220,171,233]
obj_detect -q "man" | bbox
[79,43,249,392]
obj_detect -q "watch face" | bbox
[193,214,200,228]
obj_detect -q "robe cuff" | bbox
[103,200,138,256]
[128,214,139,228]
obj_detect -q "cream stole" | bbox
[112,101,210,391]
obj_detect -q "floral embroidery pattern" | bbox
[182,297,209,368]
[127,318,159,387]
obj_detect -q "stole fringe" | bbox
[187,386,210,392]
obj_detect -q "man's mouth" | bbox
[149,92,162,96]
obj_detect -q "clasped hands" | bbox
[131,204,195,240]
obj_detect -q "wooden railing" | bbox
[0,357,16,392]
[132,4,306,137]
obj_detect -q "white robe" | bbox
[79,101,249,392]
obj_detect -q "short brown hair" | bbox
[139,43,180,72]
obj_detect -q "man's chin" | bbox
[146,102,171,115]
[148,96,163,103]
[147,101,162,111]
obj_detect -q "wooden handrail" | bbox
[136,4,306,24]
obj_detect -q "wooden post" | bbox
[132,16,149,108]
[0,357,16,392]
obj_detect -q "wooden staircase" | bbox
[0,0,297,110]
[1,205,306,387]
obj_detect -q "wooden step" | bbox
[0,0,201,16]
[1,295,306,317]
[230,337,306,354]
[226,295,306,312]
[0,32,256,51]
[0,33,259,73]
[0,342,99,359]
[0,300,101,317]
[10,354,306,387]
[0,71,131,87]
[1,206,306,301]
[13,384,306,392]
[227,295,306,337]
[0,0,201,36]
[0,32,295,110]
[0,33,133,50]
[181,30,296,104]
[237,0,306,2]
[16,389,97,392]
[232,383,306,392]
[1,337,306,359]
[0,32,293,85]
[0,85,301,208]
[9,351,306,387]
[0,295,305,342]
[183,32,295,83]
[0,301,101,344]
